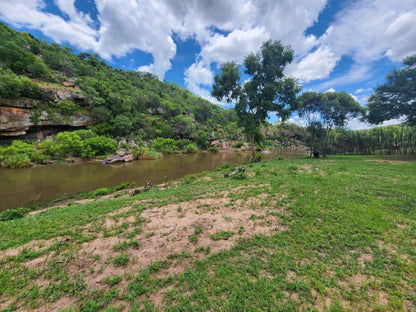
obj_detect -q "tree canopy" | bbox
[296,91,364,157]
[212,40,301,159]
[367,54,416,125]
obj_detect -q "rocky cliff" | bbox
[0,89,91,138]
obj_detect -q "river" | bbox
[1,151,259,211]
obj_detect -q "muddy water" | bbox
[0,151,256,211]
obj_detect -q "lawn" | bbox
[0,156,415,311]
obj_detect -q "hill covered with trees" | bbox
[0,22,240,143]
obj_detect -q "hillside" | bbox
[0,22,239,142]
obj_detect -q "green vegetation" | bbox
[0,156,414,311]
[0,130,117,167]
[212,40,301,161]
[367,54,416,125]
[296,91,364,157]
[0,22,240,146]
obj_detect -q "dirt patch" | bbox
[299,164,313,173]
[33,296,75,312]
[13,189,290,310]
[358,253,373,267]
[365,159,412,164]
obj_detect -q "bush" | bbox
[183,143,199,153]
[0,208,29,221]
[38,139,56,157]
[153,138,178,155]
[233,141,244,148]
[83,136,117,157]
[54,132,84,157]
[0,69,22,98]
[132,146,161,160]
[208,146,219,153]
[3,153,31,168]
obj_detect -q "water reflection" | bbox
[0,152,250,211]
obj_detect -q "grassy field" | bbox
[0,156,415,311]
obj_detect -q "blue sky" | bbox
[1,0,416,129]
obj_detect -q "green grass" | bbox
[0,156,415,311]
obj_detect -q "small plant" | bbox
[103,275,122,287]
[194,225,203,235]
[189,235,198,243]
[210,231,235,241]
[113,254,129,267]
[233,141,244,148]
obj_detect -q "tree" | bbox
[212,40,301,161]
[367,54,416,125]
[296,91,364,157]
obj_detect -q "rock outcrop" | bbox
[0,89,91,138]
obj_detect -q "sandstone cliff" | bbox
[0,89,91,138]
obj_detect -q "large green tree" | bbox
[296,91,364,157]
[367,54,416,125]
[212,40,301,161]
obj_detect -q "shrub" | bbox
[0,208,29,221]
[3,153,31,168]
[38,139,56,157]
[83,136,117,157]
[233,141,244,148]
[153,138,178,154]
[208,146,219,153]
[54,132,84,157]
[132,146,161,160]
[183,143,199,153]
[113,255,129,267]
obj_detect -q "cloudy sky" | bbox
[1,0,416,128]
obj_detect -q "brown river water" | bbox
[0,151,256,211]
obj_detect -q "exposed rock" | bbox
[0,106,91,137]
[0,98,34,108]
[0,87,90,137]
[101,154,133,164]
[62,81,75,87]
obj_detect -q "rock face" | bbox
[0,90,91,138]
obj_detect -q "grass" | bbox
[0,156,415,311]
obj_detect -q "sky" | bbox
[1,0,416,129]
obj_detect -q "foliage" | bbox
[54,132,84,157]
[367,54,416,125]
[0,140,37,167]
[233,141,244,148]
[152,138,178,155]
[83,136,117,158]
[212,40,301,160]
[326,124,416,155]
[208,146,219,153]
[296,91,364,156]
[131,146,161,160]
[0,208,29,222]
[0,22,241,144]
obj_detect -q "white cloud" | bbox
[326,88,336,93]
[288,46,340,82]
[1,0,416,100]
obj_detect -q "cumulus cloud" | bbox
[288,46,340,82]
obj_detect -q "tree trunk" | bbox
[249,134,256,163]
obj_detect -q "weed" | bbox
[113,255,129,267]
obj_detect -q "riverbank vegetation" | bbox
[0,156,415,311]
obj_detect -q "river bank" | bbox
[0,156,415,311]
